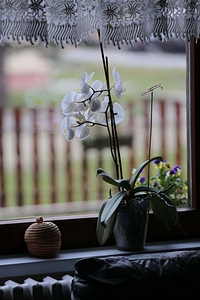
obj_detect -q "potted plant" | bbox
[60,33,187,250]
[96,157,186,250]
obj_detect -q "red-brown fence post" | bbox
[48,107,56,204]
[82,149,88,201]
[32,109,40,205]
[66,141,73,202]
[15,108,23,206]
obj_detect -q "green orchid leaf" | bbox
[115,179,131,190]
[96,200,117,245]
[160,184,174,193]
[150,193,179,230]
[130,156,163,189]
[100,190,127,224]
[96,168,131,190]
[132,185,162,195]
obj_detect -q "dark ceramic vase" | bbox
[113,196,150,251]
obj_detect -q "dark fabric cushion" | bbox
[71,250,200,300]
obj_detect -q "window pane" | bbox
[0,38,188,220]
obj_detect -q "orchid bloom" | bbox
[60,116,75,141]
[60,68,124,141]
[61,91,76,114]
[112,68,124,98]
[79,71,95,98]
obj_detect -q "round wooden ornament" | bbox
[24,217,61,258]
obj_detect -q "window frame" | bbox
[0,38,200,256]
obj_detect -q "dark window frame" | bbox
[0,38,200,256]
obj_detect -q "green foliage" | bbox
[96,200,117,246]
[96,156,182,246]
[134,160,188,206]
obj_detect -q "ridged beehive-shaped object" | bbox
[24,217,61,258]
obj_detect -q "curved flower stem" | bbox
[98,30,123,181]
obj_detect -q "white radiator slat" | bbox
[24,278,51,300]
[43,276,72,300]
[0,275,73,300]
[5,280,32,300]
[0,285,12,300]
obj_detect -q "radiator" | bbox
[0,274,73,300]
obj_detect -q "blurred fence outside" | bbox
[0,98,187,219]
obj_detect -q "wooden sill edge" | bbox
[0,238,200,281]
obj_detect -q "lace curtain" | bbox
[0,0,199,48]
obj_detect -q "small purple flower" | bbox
[154,159,161,165]
[173,165,182,171]
[169,169,176,175]
[139,177,146,184]
[170,165,182,175]
[153,182,159,187]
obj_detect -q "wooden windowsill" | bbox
[0,239,200,281]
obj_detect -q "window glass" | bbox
[0,37,188,220]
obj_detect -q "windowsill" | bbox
[0,239,200,280]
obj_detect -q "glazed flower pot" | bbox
[113,196,150,251]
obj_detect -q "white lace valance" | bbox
[0,0,199,48]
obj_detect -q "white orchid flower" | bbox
[94,97,124,125]
[74,92,85,103]
[85,109,101,124]
[73,111,88,125]
[95,111,107,124]
[112,68,124,98]
[91,80,105,93]
[100,96,124,123]
[60,117,75,141]
[76,123,90,140]
[73,102,86,112]
[113,102,124,124]
[78,88,93,102]
[60,68,125,142]
[61,91,76,114]
[100,96,109,112]
[80,71,95,87]
[89,96,109,125]
[79,71,95,97]
[89,98,101,112]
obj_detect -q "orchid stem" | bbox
[98,30,123,181]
